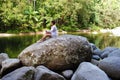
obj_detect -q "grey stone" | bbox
[71,62,110,80]
[100,47,118,59]
[89,43,98,50]
[92,55,101,60]
[93,49,102,56]
[98,57,120,79]
[1,66,35,80]
[34,66,66,80]
[61,70,73,79]
[18,35,92,70]
[108,49,120,57]
[0,59,22,77]
[100,52,108,59]
[91,59,100,66]
[0,53,9,66]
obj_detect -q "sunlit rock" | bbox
[18,35,92,70]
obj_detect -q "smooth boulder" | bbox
[98,57,120,79]
[18,35,92,70]
[34,66,66,80]
[0,53,9,66]
[100,47,118,59]
[91,59,100,66]
[71,62,109,80]
[93,49,102,56]
[108,49,120,57]
[90,43,98,50]
[61,70,73,79]
[92,55,101,60]
[1,66,35,80]
[0,59,22,77]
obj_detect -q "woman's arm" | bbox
[46,30,51,34]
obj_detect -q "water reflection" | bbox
[70,32,120,49]
[0,35,42,58]
[0,33,120,58]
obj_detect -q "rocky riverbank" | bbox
[0,35,120,80]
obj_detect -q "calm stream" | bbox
[0,33,120,58]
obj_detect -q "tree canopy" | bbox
[0,0,120,32]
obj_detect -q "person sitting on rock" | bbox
[37,20,58,42]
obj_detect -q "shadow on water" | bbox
[0,33,120,58]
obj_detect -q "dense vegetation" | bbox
[0,0,120,33]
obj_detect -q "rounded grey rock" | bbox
[0,53,9,66]
[1,66,35,80]
[61,70,73,79]
[89,43,98,50]
[93,49,102,56]
[108,49,120,57]
[34,66,66,80]
[0,59,22,77]
[71,62,110,80]
[91,59,100,66]
[100,47,118,59]
[99,57,120,79]
[92,55,101,60]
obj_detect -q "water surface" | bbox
[0,33,120,58]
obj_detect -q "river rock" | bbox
[108,49,120,57]
[91,59,100,66]
[93,49,102,56]
[61,70,73,79]
[18,35,92,70]
[100,47,118,59]
[71,62,110,80]
[98,57,120,79]
[1,66,35,80]
[90,43,98,50]
[92,55,101,60]
[34,66,66,80]
[0,53,9,67]
[0,59,22,77]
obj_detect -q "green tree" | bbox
[0,0,120,32]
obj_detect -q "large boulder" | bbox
[71,62,110,80]
[1,66,35,80]
[34,66,66,80]
[98,57,120,79]
[18,35,92,70]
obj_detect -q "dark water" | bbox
[0,33,120,58]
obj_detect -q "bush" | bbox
[62,26,79,32]
[89,24,102,31]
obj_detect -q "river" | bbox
[0,32,120,58]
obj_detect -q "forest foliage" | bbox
[0,0,120,33]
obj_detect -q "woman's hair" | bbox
[51,20,56,25]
